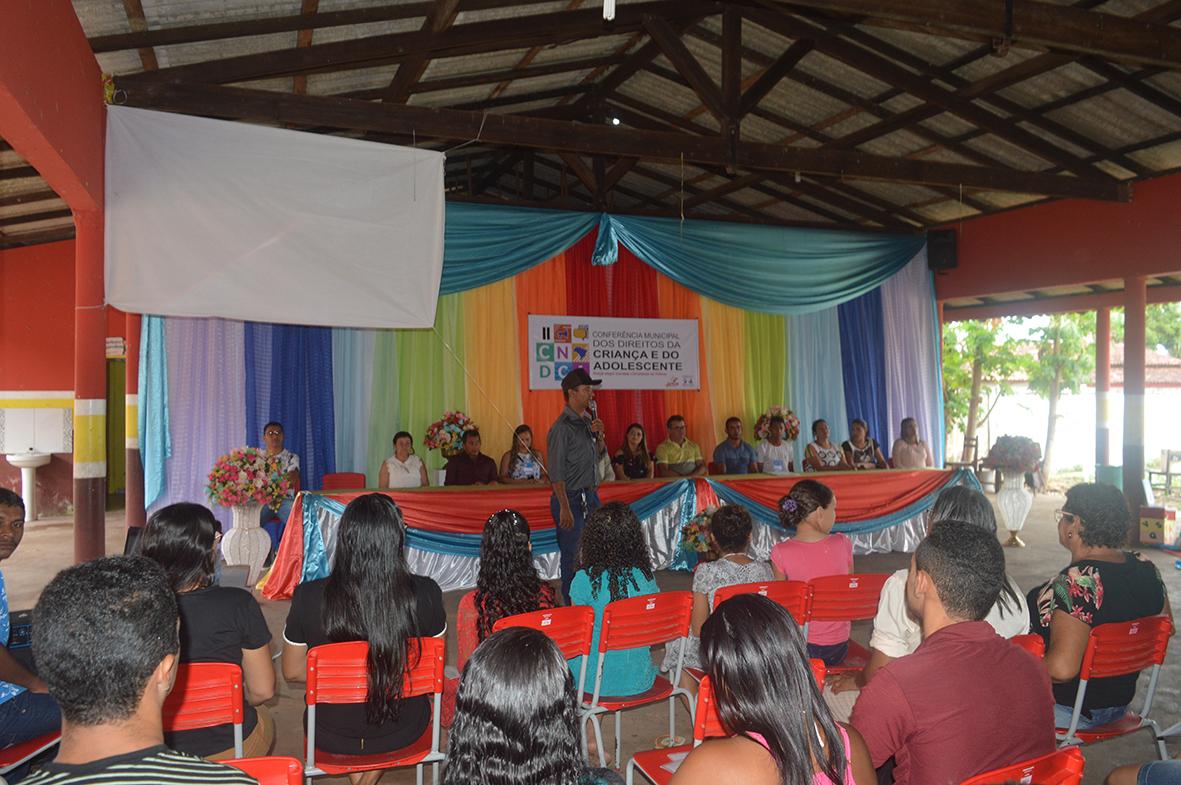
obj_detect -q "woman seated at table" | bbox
[1029,482,1172,732]
[378,431,429,489]
[840,419,887,470]
[612,423,655,480]
[804,419,852,472]
[498,424,545,485]
[891,417,933,468]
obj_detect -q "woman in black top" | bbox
[1029,483,1173,729]
[282,493,445,785]
[612,423,654,480]
[140,503,274,759]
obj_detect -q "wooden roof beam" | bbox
[382,0,462,103]
[736,39,814,119]
[642,15,727,122]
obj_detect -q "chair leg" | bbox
[432,761,440,785]
[668,696,676,742]
[416,763,423,785]
[626,759,635,785]
[591,714,607,768]
[615,710,623,769]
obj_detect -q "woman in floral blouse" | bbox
[1029,482,1172,730]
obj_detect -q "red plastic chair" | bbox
[807,573,889,674]
[0,731,61,776]
[162,662,245,757]
[712,579,812,621]
[305,637,445,783]
[1057,615,1172,759]
[584,591,694,768]
[959,747,1085,785]
[224,756,304,785]
[320,472,366,491]
[1012,633,1046,659]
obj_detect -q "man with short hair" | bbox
[259,420,300,555]
[444,429,498,486]
[21,556,256,784]
[755,415,794,475]
[850,522,1054,785]
[655,415,706,477]
[711,417,758,474]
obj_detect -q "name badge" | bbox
[772,459,785,472]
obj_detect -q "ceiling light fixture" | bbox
[603,0,616,21]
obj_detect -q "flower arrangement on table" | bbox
[754,405,801,441]
[207,447,291,511]
[680,506,719,561]
[424,410,478,458]
[981,435,1042,473]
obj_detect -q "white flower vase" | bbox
[221,502,270,584]
[997,469,1033,547]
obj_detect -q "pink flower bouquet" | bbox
[207,447,291,511]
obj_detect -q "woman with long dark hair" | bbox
[499,424,545,485]
[612,423,654,480]
[281,494,445,785]
[140,502,274,759]
[671,595,875,785]
[443,627,623,785]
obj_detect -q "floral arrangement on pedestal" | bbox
[680,506,719,561]
[982,435,1042,473]
[424,410,478,458]
[207,447,291,511]
[754,405,801,441]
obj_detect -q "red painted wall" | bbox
[936,173,1181,301]
[0,241,75,390]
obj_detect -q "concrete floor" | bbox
[7,492,1180,784]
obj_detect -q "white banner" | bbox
[527,315,700,390]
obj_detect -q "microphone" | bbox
[588,400,598,421]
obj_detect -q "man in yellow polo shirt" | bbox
[655,414,707,477]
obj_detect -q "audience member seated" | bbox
[0,489,60,768]
[1106,752,1181,785]
[378,431,429,489]
[850,522,1055,785]
[711,417,758,474]
[140,502,275,759]
[669,594,876,785]
[442,627,623,785]
[655,415,707,477]
[841,419,887,470]
[662,505,773,684]
[444,429,499,486]
[281,494,445,785]
[830,486,1028,697]
[22,556,256,784]
[498,424,545,485]
[612,423,655,480]
[770,481,852,666]
[1028,482,1172,731]
[805,419,853,472]
[755,415,794,475]
[570,502,659,699]
[259,420,301,554]
[890,417,932,469]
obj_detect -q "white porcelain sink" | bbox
[5,452,51,521]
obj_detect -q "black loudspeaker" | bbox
[927,229,958,272]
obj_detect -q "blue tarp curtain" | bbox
[839,288,891,451]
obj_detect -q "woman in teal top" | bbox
[569,501,659,697]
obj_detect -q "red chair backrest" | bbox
[321,472,366,490]
[162,662,243,732]
[1079,615,1172,680]
[306,637,445,706]
[1011,634,1046,659]
[599,591,693,653]
[694,663,826,744]
[810,658,826,687]
[808,573,889,622]
[959,746,1085,785]
[223,756,304,785]
[492,605,595,660]
[712,580,812,623]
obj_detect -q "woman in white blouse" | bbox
[378,431,430,489]
[804,419,852,472]
[890,417,933,469]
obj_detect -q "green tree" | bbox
[942,320,1028,461]
[1111,304,1181,356]
[1027,313,1095,479]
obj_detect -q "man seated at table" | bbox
[756,415,795,475]
[655,415,707,478]
[711,417,757,474]
[445,429,499,486]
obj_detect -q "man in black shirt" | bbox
[444,429,499,486]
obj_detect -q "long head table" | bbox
[263,468,979,599]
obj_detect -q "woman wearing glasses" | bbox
[1029,483,1173,731]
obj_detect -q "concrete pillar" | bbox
[125,312,146,531]
[1096,307,1111,467]
[1122,277,1147,520]
[73,210,106,562]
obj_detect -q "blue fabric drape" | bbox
[138,315,171,508]
[787,308,850,469]
[331,328,376,475]
[838,289,890,451]
[245,323,337,490]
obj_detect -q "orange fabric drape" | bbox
[656,274,716,460]
[515,251,571,460]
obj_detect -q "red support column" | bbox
[125,312,146,531]
[1096,307,1111,468]
[73,210,106,562]
[1123,277,1147,524]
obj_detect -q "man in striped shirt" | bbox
[21,557,257,784]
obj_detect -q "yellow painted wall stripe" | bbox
[73,411,107,468]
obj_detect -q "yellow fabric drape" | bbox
[462,277,524,464]
[700,298,749,443]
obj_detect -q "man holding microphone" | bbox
[547,368,606,604]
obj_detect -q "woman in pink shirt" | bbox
[770,480,853,666]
